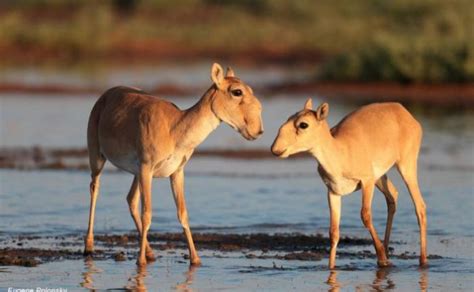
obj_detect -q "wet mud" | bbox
[0,147,304,170]
[0,232,440,267]
[2,146,472,173]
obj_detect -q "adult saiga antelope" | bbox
[271,99,427,268]
[84,63,263,266]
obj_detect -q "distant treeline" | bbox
[0,0,472,82]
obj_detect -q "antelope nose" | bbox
[271,149,283,157]
[271,145,283,156]
[258,129,264,136]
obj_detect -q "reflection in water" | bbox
[124,262,199,291]
[126,264,148,291]
[371,267,395,291]
[81,258,199,291]
[175,265,199,292]
[326,270,341,292]
[328,266,429,292]
[419,268,429,292]
[81,258,103,290]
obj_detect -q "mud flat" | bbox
[0,232,443,268]
[1,81,473,108]
[0,147,305,170]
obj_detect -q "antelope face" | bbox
[271,98,329,158]
[210,63,264,141]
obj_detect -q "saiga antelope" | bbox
[271,99,427,268]
[84,63,264,266]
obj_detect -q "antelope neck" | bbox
[173,87,221,150]
[309,122,345,177]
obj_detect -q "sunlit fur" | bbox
[272,99,427,269]
[84,63,263,266]
[211,67,263,140]
[271,99,326,158]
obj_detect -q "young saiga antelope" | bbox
[271,99,427,268]
[85,63,264,266]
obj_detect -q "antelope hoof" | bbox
[83,239,94,256]
[190,256,202,266]
[136,257,148,266]
[419,257,428,267]
[83,248,94,257]
[146,251,156,262]
[377,259,392,267]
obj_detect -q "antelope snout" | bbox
[243,119,264,140]
[255,128,264,138]
[271,140,288,158]
[240,127,262,141]
[271,148,284,157]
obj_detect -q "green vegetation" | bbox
[318,1,474,83]
[0,0,472,82]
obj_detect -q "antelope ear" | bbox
[304,98,313,110]
[226,67,235,77]
[315,103,329,121]
[211,63,225,90]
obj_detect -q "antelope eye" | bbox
[299,122,309,129]
[231,89,243,97]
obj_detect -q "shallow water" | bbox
[2,93,474,165]
[0,156,473,289]
[2,256,473,291]
[1,74,474,289]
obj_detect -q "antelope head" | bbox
[210,63,264,141]
[271,98,329,158]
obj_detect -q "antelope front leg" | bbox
[170,168,201,266]
[327,191,341,269]
[361,181,390,267]
[137,165,153,266]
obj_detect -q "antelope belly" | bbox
[153,154,186,177]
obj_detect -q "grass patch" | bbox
[0,0,472,82]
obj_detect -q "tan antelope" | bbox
[84,63,263,266]
[271,99,427,268]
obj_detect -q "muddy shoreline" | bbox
[0,147,305,171]
[0,232,440,267]
[1,82,473,108]
[2,146,473,173]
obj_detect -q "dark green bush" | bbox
[320,40,474,83]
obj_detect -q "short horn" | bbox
[226,67,235,77]
[304,98,313,110]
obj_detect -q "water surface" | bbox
[1,79,473,290]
